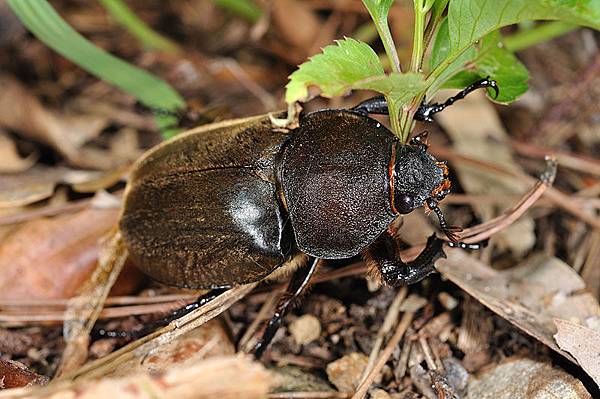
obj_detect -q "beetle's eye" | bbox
[395,193,414,214]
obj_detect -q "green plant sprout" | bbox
[287,0,600,143]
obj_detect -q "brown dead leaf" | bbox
[554,318,600,389]
[0,166,127,208]
[272,0,320,51]
[0,355,271,399]
[0,75,120,170]
[0,207,120,299]
[0,130,37,173]
[0,359,48,389]
[436,250,600,363]
[104,319,235,378]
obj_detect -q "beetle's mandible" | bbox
[115,78,498,357]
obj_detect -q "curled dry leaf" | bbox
[436,250,600,364]
[0,76,107,161]
[0,165,126,209]
[0,359,48,389]
[0,130,37,173]
[103,319,235,378]
[0,207,121,300]
[554,318,600,389]
[0,355,271,399]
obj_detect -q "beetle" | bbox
[115,78,498,357]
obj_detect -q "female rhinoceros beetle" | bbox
[112,78,498,358]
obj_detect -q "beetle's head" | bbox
[392,137,451,215]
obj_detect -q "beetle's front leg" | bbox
[351,95,388,115]
[363,231,447,287]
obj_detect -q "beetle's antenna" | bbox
[415,78,499,122]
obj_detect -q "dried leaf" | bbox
[0,355,271,399]
[104,319,235,378]
[554,319,600,389]
[436,250,600,363]
[0,207,120,299]
[0,359,48,389]
[0,75,108,165]
[0,130,37,173]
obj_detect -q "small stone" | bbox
[289,314,321,345]
[326,352,369,392]
[466,357,590,399]
[438,292,459,310]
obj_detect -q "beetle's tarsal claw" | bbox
[447,239,488,250]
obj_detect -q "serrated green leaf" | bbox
[285,38,385,103]
[355,72,426,102]
[430,18,477,88]
[443,35,530,103]
[448,0,600,54]
[8,0,184,137]
[434,26,529,103]
[431,22,529,103]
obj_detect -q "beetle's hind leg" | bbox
[364,231,447,287]
[93,287,228,340]
[415,77,499,122]
[253,257,320,359]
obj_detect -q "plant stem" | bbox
[504,21,577,52]
[400,0,428,141]
[410,0,426,72]
[375,19,402,73]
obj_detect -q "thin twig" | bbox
[239,290,280,352]
[351,312,414,399]
[268,392,352,399]
[359,287,408,385]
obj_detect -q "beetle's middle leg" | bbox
[363,231,447,287]
[253,257,320,359]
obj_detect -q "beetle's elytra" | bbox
[116,78,498,357]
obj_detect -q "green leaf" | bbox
[99,0,180,53]
[431,21,529,103]
[8,0,184,137]
[356,73,427,122]
[448,0,600,54]
[285,38,385,103]
[355,72,426,102]
[443,34,530,103]
[430,18,477,88]
[431,0,449,18]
